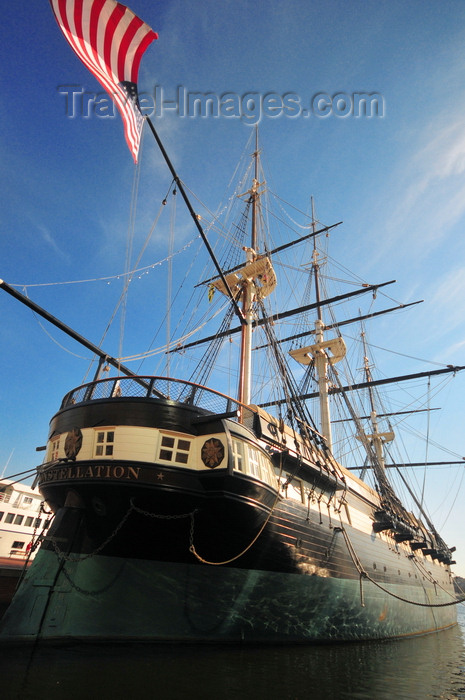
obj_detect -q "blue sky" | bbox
[1,0,465,575]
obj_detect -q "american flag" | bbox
[49,0,158,162]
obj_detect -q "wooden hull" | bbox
[0,383,457,644]
[0,479,456,643]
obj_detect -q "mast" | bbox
[289,201,346,450]
[238,131,260,408]
[208,130,276,417]
[237,244,255,408]
[311,198,332,447]
[311,198,322,324]
[358,327,394,470]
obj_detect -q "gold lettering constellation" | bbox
[39,464,141,483]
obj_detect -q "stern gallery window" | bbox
[95,430,115,456]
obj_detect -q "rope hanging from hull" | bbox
[339,523,464,608]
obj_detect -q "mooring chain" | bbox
[49,484,279,576]
[60,561,124,597]
[49,501,136,563]
[50,500,198,595]
[29,502,54,554]
[130,499,198,521]
[49,499,198,566]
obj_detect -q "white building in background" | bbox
[0,479,48,559]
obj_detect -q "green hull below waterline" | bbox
[0,549,456,644]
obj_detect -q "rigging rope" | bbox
[119,152,142,363]
[189,454,284,566]
[187,304,236,391]
[11,237,199,289]
[24,288,90,360]
[165,187,176,376]
[82,191,171,382]
[420,376,431,512]
[114,300,230,363]
[0,468,38,486]
[339,523,465,608]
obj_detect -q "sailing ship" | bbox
[0,0,463,644]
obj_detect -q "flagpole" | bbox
[145,117,245,325]
[49,2,242,322]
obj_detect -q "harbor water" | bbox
[1,606,464,699]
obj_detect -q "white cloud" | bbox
[35,223,69,261]
[429,267,465,329]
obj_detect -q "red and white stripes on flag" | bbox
[49,0,158,162]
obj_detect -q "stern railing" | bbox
[60,376,245,419]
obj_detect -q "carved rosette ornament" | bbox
[201,438,225,469]
[64,427,83,460]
